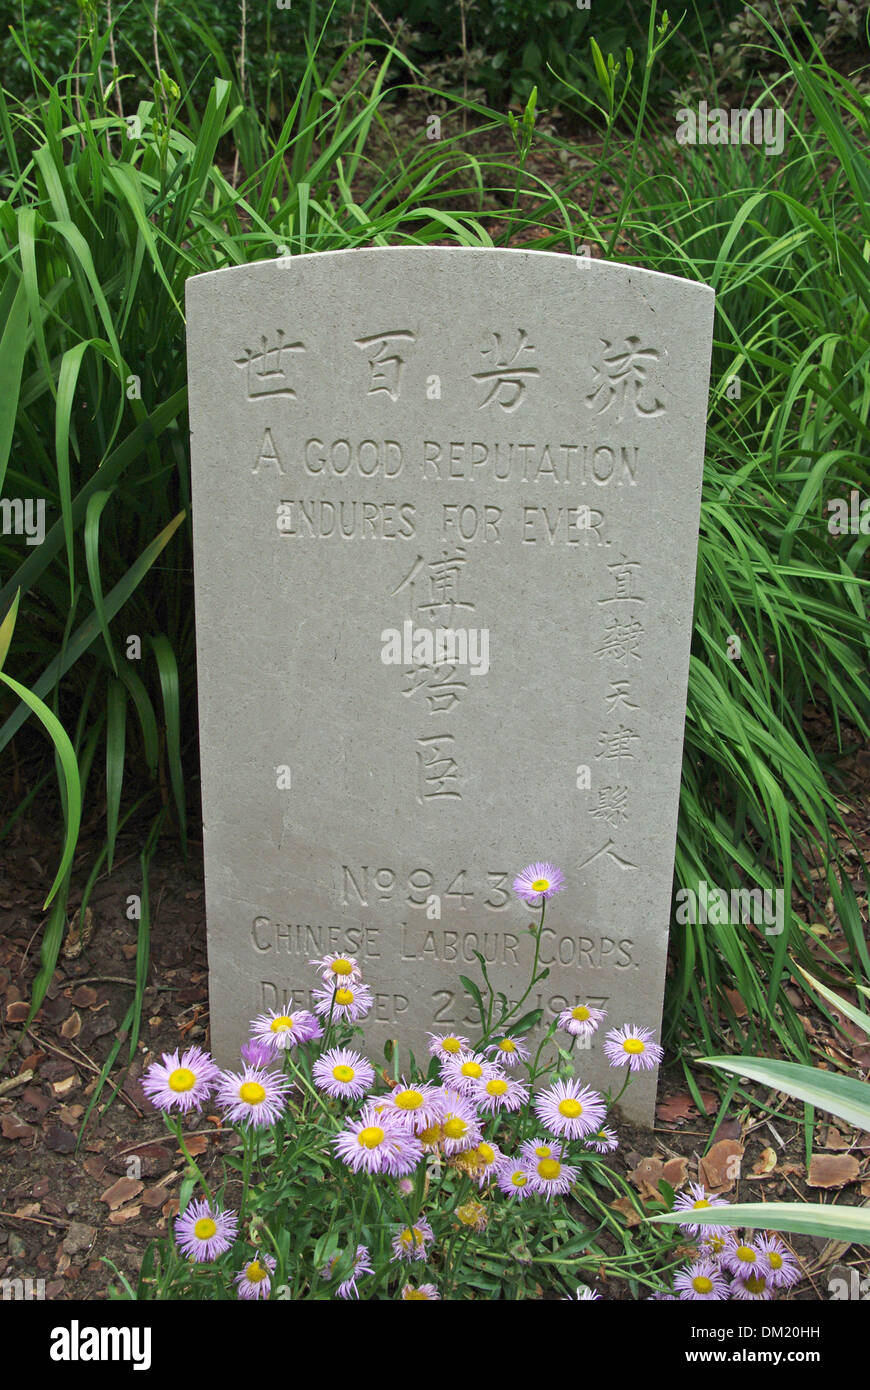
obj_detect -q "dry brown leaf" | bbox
[108,1204,142,1226]
[699,1139,745,1192]
[60,1010,81,1040]
[609,1196,643,1228]
[661,1157,689,1187]
[807,1154,860,1189]
[100,1176,144,1210]
[823,1127,850,1150]
[655,1094,696,1124]
[628,1156,664,1197]
[179,1134,207,1157]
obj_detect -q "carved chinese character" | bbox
[391,549,475,625]
[589,785,629,830]
[355,330,416,401]
[235,331,305,399]
[595,616,644,664]
[595,725,640,776]
[472,329,539,412]
[416,734,462,801]
[585,336,665,422]
[402,663,468,714]
[598,558,645,605]
[604,680,639,715]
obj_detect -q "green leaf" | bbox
[0,277,29,492]
[702,1055,870,1133]
[0,671,81,909]
[651,1201,870,1245]
[0,589,20,672]
[793,964,870,1038]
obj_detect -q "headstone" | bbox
[186,247,715,1123]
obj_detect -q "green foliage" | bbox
[379,0,750,109]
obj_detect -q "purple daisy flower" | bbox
[757,1234,801,1288]
[484,1036,530,1068]
[526,1152,579,1201]
[513,861,565,904]
[333,1104,423,1176]
[337,1244,374,1299]
[603,1023,664,1071]
[520,1136,563,1165]
[673,1181,730,1236]
[472,1073,529,1115]
[732,1271,774,1300]
[439,1089,483,1156]
[141,1045,219,1115]
[251,1003,320,1051]
[586,1125,619,1154]
[440,1050,501,1094]
[312,1047,375,1101]
[378,1080,445,1131]
[310,951,363,986]
[533,1077,607,1141]
[557,1004,607,1038]
[401,1283,441,1300]
[312,980,374,1023]
[215,1064,290,1128]
[391,1216,434,1263]
[674,1258,730,1300]
[174,1199,238,1262]
[568,1286,602,1300]
[722,1235,763,1279]
[495,1159,534,1200]
[427,1032,471,1060]
[234,1252,276,1300]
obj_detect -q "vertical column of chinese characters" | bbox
[581,335,667,876]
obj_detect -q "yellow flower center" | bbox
[477,1143,495,1165]
[418,1124,442,1145]
[736,1245,757,1264]
[744,1274,767,1294]
[558,1098,583,1118]
[692,1198,711,1210]
[270,1015,294,1032]
[623,1038,646,1054]
[357,1126,384,1149]
[571,1005,591,1021]
[442,1037,462,1053]
[168,1067,195,1092]
[335,988,354,1006]
[511,1171,528,1188]
[498,1039,516,1053]
[692,1275,714,1295]
[768,1251,783,1269]
[193,1218,217,1240]
[404,1288,429,1300]
[331,958,353,976]
[486,1078,509,1096]
[246,1261,268,1283]
[538,1158,561,1180]
[400,1227,423,1249]
[239,1081,266,1105]
[534,1144,551,1158]
[444,1117,467,1140]
[395,1088,424,1110]
[460,1061,482,1078]
[332,1064,355,1083]
[531,878,550,892]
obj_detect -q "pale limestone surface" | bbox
[186,247,715,1123]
